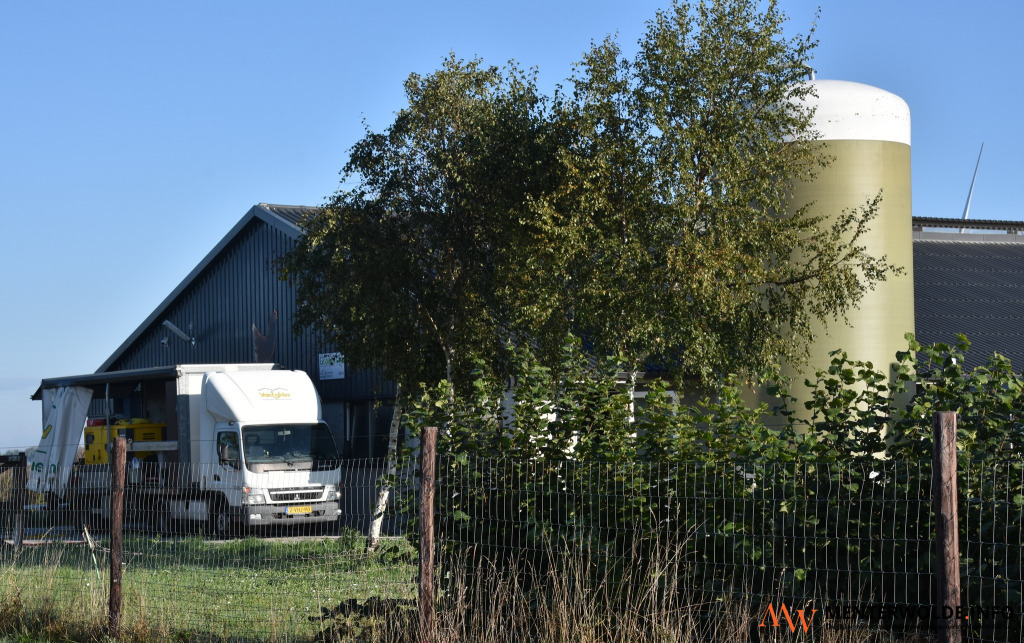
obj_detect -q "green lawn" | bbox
[1,531,417,642]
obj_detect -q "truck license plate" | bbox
[287,506,312,515]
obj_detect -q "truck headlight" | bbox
[325,484,340,501]
[243,487,266,505]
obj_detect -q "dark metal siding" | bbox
[914,239,1024,371]
[104,218,396,403]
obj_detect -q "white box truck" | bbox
[31,364,342,535]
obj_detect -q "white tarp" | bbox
[27,385,93,494]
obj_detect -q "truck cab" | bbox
[187,369,343,533]
[208,422,342,531]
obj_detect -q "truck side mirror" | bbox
[217,439,240,470]
[220,453,239,470]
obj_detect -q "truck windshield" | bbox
[241,423,340,472]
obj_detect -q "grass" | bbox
[0,531,949,642]
[312,544,933,643]
[0,530,417,642]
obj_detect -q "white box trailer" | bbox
[33,364,342,535]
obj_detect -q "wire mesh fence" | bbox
[432,456,1021,641]
[960,461,1024,640]
[0,457,419,641]
[2,450,1023,641]
[434,457,934,636]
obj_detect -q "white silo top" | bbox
[794,79,911,146]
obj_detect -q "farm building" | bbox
[58,81,1024,457]
[88,203,399,462]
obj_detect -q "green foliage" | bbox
[404,333,1024,637]
[284,0,897,394]
[311,597,417,643]
[512,0,895,381]
[282,55,556,390]
[892,334,1024,460]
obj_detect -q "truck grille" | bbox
[270,487,322,502]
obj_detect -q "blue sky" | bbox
[1,1,1020,448]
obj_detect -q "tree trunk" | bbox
[624,362,640,427]
[367,389,402,552]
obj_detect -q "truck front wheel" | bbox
[209,497,233,539]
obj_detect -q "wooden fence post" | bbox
[419,426,438,643]
[13,453,26,550]
[933,411,962,643]
[109,437,127,638]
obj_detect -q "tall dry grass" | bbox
[317,542,924,643]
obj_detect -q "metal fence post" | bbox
[109,437,127,638]
[419,426,437,642]
[933,411,962,643]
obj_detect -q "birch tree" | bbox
[282,58,556,543]
[285,0,895,401]
[366,387,401,551]
[508,0,894,383]
[283,55,556,393]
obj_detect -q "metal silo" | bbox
[781,79,915,418]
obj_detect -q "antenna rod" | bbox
[960,143,984,232]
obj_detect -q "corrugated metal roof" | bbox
[912,216,1024,233]
[257,203,319,228]
[32,365,184,401]
[913,236,1024,370]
